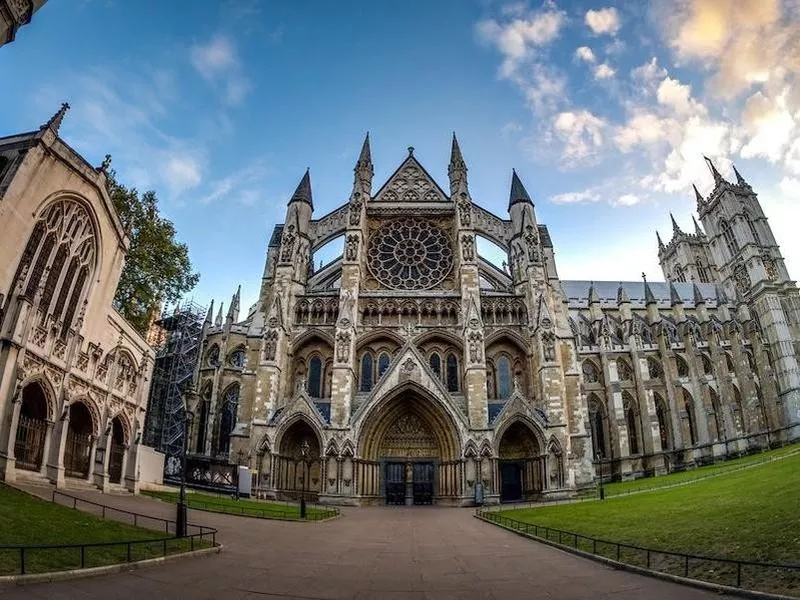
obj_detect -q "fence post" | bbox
[616,544,620,561]
[163,538,167,557]
[134,514,138,528]
[102,506,106,519]
[646,550,650,569]
[684,555,689,577]
[80,545,85,569]
[20,547,25,575]
[736,562,741,588]
[127,542,131,562]
[73,497,77,510]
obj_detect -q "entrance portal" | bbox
[498,420,543,502]
[383,461,435,505]
[64,402,93,478]
[13,383,49,472]
[108,417,125,484]
[499,461,522,502]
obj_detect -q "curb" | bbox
[476,515,798,600]
[0,544,223,586]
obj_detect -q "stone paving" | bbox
[0,489,735,600]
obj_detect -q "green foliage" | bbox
[108,172,199,334]
[144,490,334,520]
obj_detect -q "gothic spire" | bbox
[657,231,665,251]
[358,132,371,164]
[732,164,748,187]
[669,281,682,306]
[508,169,533,209]
[703,155,725,186]
[616,283,630,305]
[670,212,682,235]
[215,302,224,327]
[692,215,704,236]
[204,299,215,325]
[448,132,468,194]
[353,133,374,194]
[588,281,600,305]
[642,273,656,305]
[692,282,705,306]
[40,102,70,135]
[288,169,313,208]
[693,184,706,212]
[449,132,466,172]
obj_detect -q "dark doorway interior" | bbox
[500,460,523,502]
[385,462,405,505]
[412,462,434,505]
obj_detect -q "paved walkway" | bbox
[1,490,734,600]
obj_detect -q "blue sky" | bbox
[1,0,799,314]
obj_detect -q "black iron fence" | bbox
[0,491,218,577]
[477,509,800,595]
[158,493,340,521]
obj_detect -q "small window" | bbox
[582,361,600,383]
[720,219,739,257]
[360,353,373,392]
[378,353,390,379]
[675,265,686,282]
[676,356,689,378]
[497,356,512,399]
[429,353,441,379]
[207,345,220,367]
[229,348,246,368]
[308,357,323,397]
[446,353,458,392]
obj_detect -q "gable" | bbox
[373,155,449,203]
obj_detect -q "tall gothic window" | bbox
[360,353,373,392]
[719,219,739,257]
[654,393,670,450]
[196,394,210,454]
[684,390,697,446]
[307,356,323,397]
[429,353,442,379]
[378,353,391,379]
[676,355,690,378]
[617,358,633,381]
[587,395,607,459]
[496,356,512,399]
[12,200,97,336]
[446,353,459,392]
[696,259,709,282]
[675,265,686,282]
[708,387,724,440]
[745,212,760,245]
[218,384,239,457]
[623,393,639,455]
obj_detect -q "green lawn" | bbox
[144,490,337,520]
[498,452,800,595]
[596,443,800,497]
[0,485,210,575]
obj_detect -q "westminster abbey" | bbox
[188,135,800,506]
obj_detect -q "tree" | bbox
[108,172,199,334]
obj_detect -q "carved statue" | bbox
[280,225,297,263]
[345,234,359,261]
[336,331,351,363]
[461,235,474,262]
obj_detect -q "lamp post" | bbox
[299,439,309,519]
[596,450,605,501]
[176,410,194,538]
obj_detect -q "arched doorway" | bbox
[13,382,50,472]
[108,417,126,484]
[64,403,94,478]
[497,421,542,502]
[358,387,461,505]
[274,420,322,500]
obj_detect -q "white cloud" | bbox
[199,159,270,205]
[739,88,796,162]
[614,113,675,152]
[190,34,251,106]
[553,110,606,161]
[594,63,616,80]
[615,193,641,206]
[631,57,668,94]
[575,46,596,63]
[477,8,564,65]
[779,176,800,197]
[550,190,600,204]
[585,7,621,36]
[656,76,703,116]
[163,155,203,195]
[785,138,800,175]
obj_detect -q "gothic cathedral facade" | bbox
[191,135,800,506]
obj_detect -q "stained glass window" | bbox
[497,356,512,399]
[378,353,390,379]
[360,353,373,392]
[308,357,323,397]
[446,353,458,392]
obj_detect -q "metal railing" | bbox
[152,493,340,521]
[476,509,800,594]
[0,490,218,576]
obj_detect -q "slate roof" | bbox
[562,280,719,309]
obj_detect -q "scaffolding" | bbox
[143,299,206,480]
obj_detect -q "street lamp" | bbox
[176,409,194,538]
[596,450,605,501]
[299,439,309,519]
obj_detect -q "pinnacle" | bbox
[669,281,682,306]
[670,213,682,235]
[289,169,313,208]
[40,102,70,134]
[703,155,725,185]
[508,169,533,209]
[657,231,665,250]
[642,272,656,305]
[732,164,748,186]
[358,132,372,164]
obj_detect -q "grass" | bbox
[497,452,800,595]
[143,490,337,520]
[0,485,212,576]
[595,443,800,497]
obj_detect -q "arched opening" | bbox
[682,389,697,447]
[623,392,640,455]
[195,386,211,454]
[654,392,671,451]
[216,384,239,459]
[476,235,509,273]
[358,386,461,505]
[707,387,724,441]
[311,234,344,273]
[13,382,50,472]
[65,402,94,478]
[274,420,322,500]
[108,417,126,484]
[497,421,543,502]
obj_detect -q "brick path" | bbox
[2,489,734,600]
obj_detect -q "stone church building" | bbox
[192,135,800,506]
[0,106,154,492]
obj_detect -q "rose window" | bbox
[367,218,453,290]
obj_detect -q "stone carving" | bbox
[542,331,556,362]
[280,225,296,263]
[349,193,363,225]
[457,193,472,226]
[339,289,355,326]
[734,264,749,295]
[263,329,278,361]
[345,234,359,261]
[335,331,351,363]
[468,331,483,363]
[524,225,539,262]
[402,357,416,372]
[763,255,778,280]
[461,234,474,262]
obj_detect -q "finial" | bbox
[288,169,313,208]
[642,273,656,305]
[407,146,414,156]
[617,282,630,304]
[99,154,112,172]
[732,164,748,187]
[357,132,372,164]
[40,102,70,135]
[692,282,705,306]
[657,231,665,250]
[670,212,682,235]
[509,169,533,209]
[669,281,682,306]
[692,215,703,236]
[703,155,724,185]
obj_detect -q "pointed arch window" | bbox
[582,360,600,383]
[720,219,739,257]
[674,265,686,282]
[196,399,209,454]
[360,353,373,392]
[587,395,608,459]
[617,358,633,381]
[218,384,239,458]
[496,356,512,399]
[684,390,697,446]
[446,353,459,392]
[308,356,323,398]
[378,353,391,379]
[676,355,689,378]
[708,387,724,440]
[654,393,670,450]
[429,353,441,379]
[745,212,760,245]
[229,348,246,368]
[696,259,709,283]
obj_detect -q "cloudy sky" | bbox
[1,0,798,313]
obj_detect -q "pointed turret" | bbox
[617,283,632,321]
[204,299,215,326]
[215,302,224,327]
[354,132,374,192]
[693,184,706,212]
[692,282,705,306]
[509,169,533,209]
[732,164,748,187]
[670,213,682,236]
[39,102,70,135]
[448,132,467,194]
[643,273,656,305]
[227,285,241,323]
[288,169,313,208]
[588,282,602,321]
[716,284,731,322]
[692,215,704,237]
[642,273,660,323]
[657,231,665,252]
[669,281,682,306]
[703,155,725,186]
